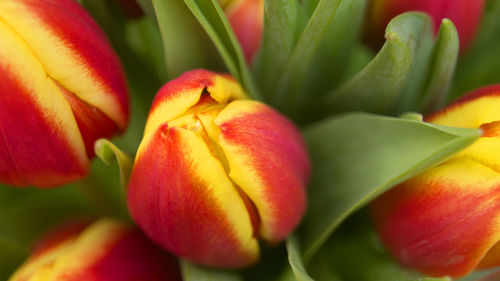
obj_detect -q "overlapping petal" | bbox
[128,69,310,268]
[215,100,310,241]
[0,0,129,187]
[0,19,87,187]
[128,123,259,267]
[0,0,129,129]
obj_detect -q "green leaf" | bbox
[253,0,302,97]
[298,113,481,260]
[125,17,168,82]
[285,235,315,281]
[310,216,451,281]
[324,12,433,115]
[181,260,243,281]
[301,0,368,107]
[182,0,261,100]
[267,0,342,116]
[94,139,133,220]
[418,19,459,113]
[153,0,224,79]
[95,139,133,188]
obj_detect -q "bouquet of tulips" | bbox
[2,0,500,280]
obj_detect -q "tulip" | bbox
[9,218,182,281]
[0,0,129,187]
[370,85,500,278]
[127,69,310,268]
[364,0,484,51]
[221,0,264,62]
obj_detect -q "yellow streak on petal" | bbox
[453,137,500,174]
[8,239,75,281]
[207,75,248,103]
[27,267,52,281]
[47,219,129,278]
[0,20,87,165]
[429,96,500,129]
[214,101,275,238]
[174,127,258,258]
[9,219,128,281]
[422,158,500,271]
[0,1,125,127]
[141,74,247,158]
[140,89,201,160]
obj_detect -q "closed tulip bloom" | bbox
[9,218,182,281]
[364,0,484,51]
[221,0,263,62]
[128,69,310,268]
[371,85,500,278]
[0,0,129,187]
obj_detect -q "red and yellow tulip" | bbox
[371,85,500,278]
[127,69,310,268]
[364,0,484,51]
[0,0,129,187]
[9,218,181,281]
[221,0,264,62]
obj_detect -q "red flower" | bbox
[127,69,310,268]
[0,0,129,187]
[9,218,181,281]
[371,85,500,277]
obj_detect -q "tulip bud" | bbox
[364,0,484,51]
[9,218,182,281]
[221,0,264,62]
[127,69,310,268]
[370,85,500,277]
[0,0,129,187]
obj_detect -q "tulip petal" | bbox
[370,157,500,277]
[215,101,310,241]
[10,219,181,281]
[425,85,500,128]
[128,124,259,267]
[225,0,264,61]
[426,85,500,174]
[0,0,129,129]
[0,20,88,187]
[142,69,247,155]
[59,85,119,158]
